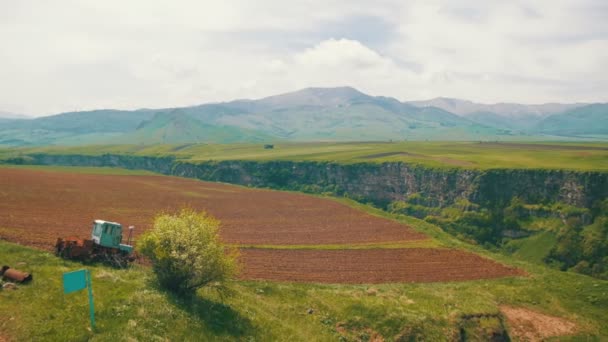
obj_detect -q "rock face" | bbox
[16,153,607,211]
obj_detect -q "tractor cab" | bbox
[92,220,133,254]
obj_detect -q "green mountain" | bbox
[535,104,608,136]
[0,111,29,119]
[116,111,273,144]
[0,109,158,146]
[408,97,583,117]
[193,87,492,141]
[464,111,542,131]
[0,87,605,146]
[407,97,588,132]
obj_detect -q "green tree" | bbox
[138,209,239,295]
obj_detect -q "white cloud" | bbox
[0,0,605,115]
[294,39,388,68]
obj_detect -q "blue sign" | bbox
[63,269,96,330]
[63,270,87,294]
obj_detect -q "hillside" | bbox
[0,87,606,146]
[535,104,608,136]
[117,111,273,144]
[407,97,588,132]
[408,97,582,117]
[0,111,29,119]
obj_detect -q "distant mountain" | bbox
[407,97,588,132]
[408,97,583,117]
[0,88,605,146]
[535,104,608,136]
[201,88,490,140]
[252,86,369,108]
[117,111,273,144]
[0,111,29,120]
[0,109,159,146]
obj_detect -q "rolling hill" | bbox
[0,88,605,146]
[0,111,29,119]
[118,111,273,144]
[407,97,588,132]
[534,104,608,136]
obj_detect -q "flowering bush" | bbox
[138,209,239,295]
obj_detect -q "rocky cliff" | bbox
[13,153,607,210]
[8,152,607,278]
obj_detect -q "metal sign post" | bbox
[86,270,96,329]
[63,269,96,331]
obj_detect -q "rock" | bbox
[366,288,378,296]
[2,282,17,290]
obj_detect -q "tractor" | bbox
[55,220,136,267]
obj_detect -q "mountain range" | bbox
[0,87,606,146]
[0,111,29,120]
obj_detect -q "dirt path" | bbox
[500,305,576,341]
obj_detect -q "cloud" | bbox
[0,0,606,115]
[294,39,389,68]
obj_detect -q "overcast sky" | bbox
[1,0,607,116]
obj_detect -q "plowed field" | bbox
[240,248,522,283]
[0,167,521,283]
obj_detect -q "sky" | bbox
[1,0,607,116]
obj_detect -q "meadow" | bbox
[3,140,608,170]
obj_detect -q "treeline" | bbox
[545,200,608,279]
[389,195,608,279]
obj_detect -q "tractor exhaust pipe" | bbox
[127,226,135,245]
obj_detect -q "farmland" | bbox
[6,140,608,170]
[0,166,519,283]
[1,165,607,340]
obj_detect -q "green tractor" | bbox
[55,220,136,267]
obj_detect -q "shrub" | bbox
[138,209,239,295]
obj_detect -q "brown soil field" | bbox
[0,167,521,283]
[500,306,576,341]
[240,248,522,283]
[0,168,425,246]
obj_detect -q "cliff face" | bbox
[29,153,177,175]
[18,153,607,210]
[472,169,607,208]
[12,152,607,279]
[171,161,481,207]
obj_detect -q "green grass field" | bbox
[503,231,558,264]
[4,140,607,170]
[233,239,442,251]
[0,164,157,175]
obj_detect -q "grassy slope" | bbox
[1,166,607,340]
[4,140,608,170]
[505,231,558,264]
[1,218,607,341]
